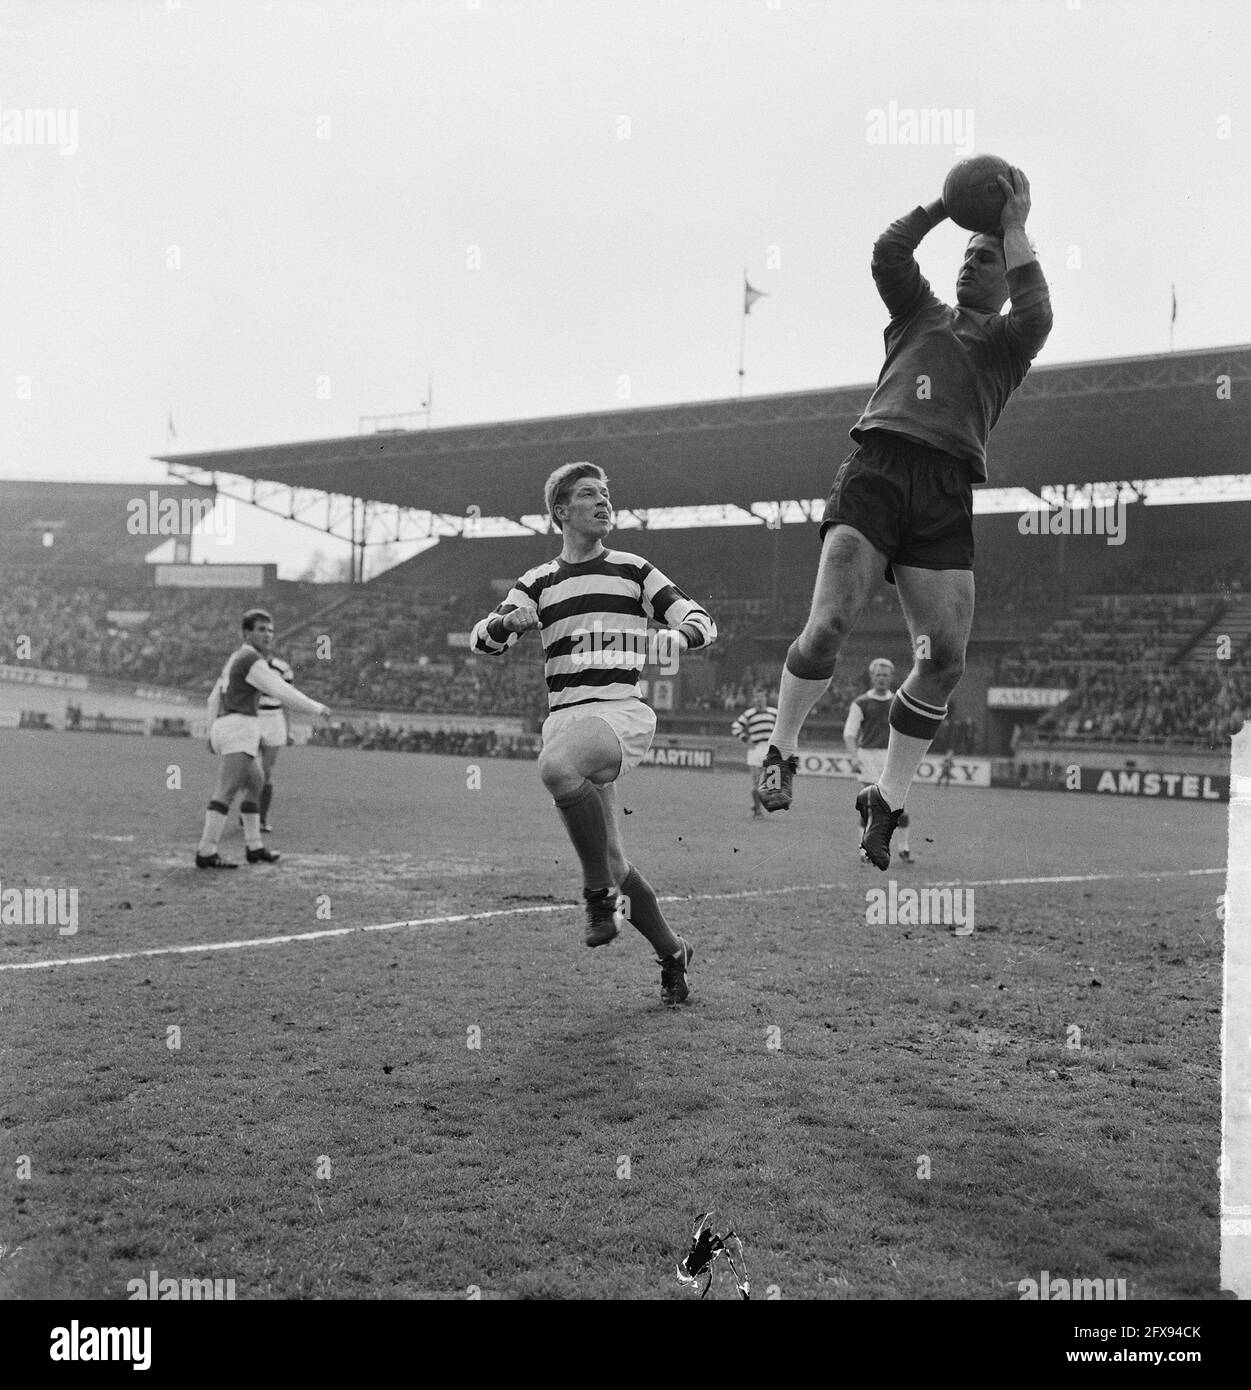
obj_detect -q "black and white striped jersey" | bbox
[469,549,716,712]
[257,656,295,712]
[731,706,778,746]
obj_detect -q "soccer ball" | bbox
[942,154,1012,233]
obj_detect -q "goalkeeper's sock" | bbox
[878,688,947,810]
[259,782,274,822]
[197,801,229,857]
[771,649,835,758]
[554,781,614,893]
[619,866,682,957]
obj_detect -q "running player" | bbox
[758,169,1052,869]
[196,610,329,868]
[470,462,716,1005]
[844,659,913,862]
[731,686,778,819]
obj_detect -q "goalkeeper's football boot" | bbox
[856,784,904,871]
[583,886,620,947]
[757,746,798,812]
[658,938,694,1006]
[246,846,281,864]
[195,852,237,869]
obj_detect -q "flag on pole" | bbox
[744,278,767,315]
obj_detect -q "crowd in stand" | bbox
[1070,552,1246,597]
[309,721,538,758]
[5,550,1250,753]
[286,587,553,721]
[1035,665,1250,747]
[995,593,1226,687]
[0,571,239,686]
[0,568,326,689]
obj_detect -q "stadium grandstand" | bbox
[3,345,1248,781]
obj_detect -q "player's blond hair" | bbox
[544,462,607,529]
[869,657,894,675]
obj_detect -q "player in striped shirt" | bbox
[731,687,778,819]
[470,462,716,1005]
[844,659,914,863]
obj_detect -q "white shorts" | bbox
[747,742,769,770]
[257,708,288,749]
[210,713,260,758]
[855,748,887,784]
[541,697,656,777]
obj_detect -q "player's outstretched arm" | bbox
[245,660,328,717]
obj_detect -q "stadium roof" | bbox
[157,345,1251,520]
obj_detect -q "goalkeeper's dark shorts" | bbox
[820,429,975,585]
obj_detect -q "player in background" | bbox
[936,748,955,789]
[758,169,1051,869]
[731,686,778,819]
[197,610,329,869]
[255,654,295,832]
[845,659,913,863]
[470,462,716,1005]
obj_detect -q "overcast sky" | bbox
[3,0,1247,573]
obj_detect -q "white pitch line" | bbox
[0,866,1225,974]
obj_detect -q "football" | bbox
[942,153,1013,233]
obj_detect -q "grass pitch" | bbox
[0,732,1226,1299]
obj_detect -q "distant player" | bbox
[936,749,954,789]
[731,687,778,819]
[196,610,329,869]
[470,462,716,1005]
[845,659,913,863]
[758,169,1052,870]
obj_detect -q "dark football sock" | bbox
[553,781,614,892]
[259,782,274,821]
[619,866,681,957]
